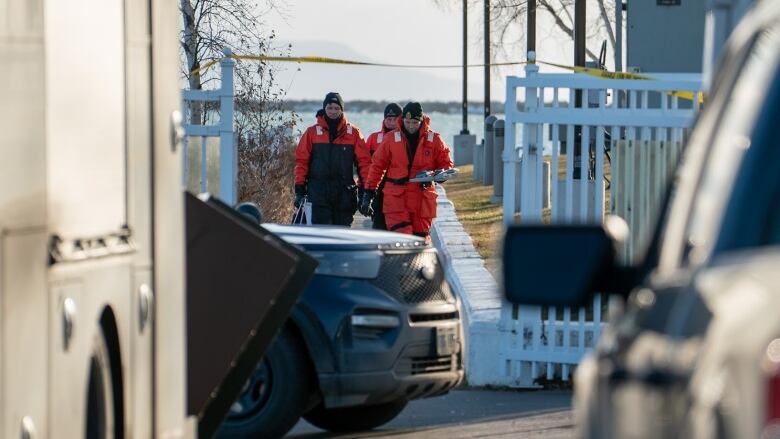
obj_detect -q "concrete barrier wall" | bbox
[431,186,507,386]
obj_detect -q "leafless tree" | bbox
[437,0,617,69]
[180,0,300,222]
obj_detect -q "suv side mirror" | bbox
[502,217,634,307]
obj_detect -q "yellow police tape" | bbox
[535,60,704,103]
[189,54,526,77]
[190,54,703,103]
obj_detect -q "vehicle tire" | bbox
[85,330,116,439]
[216,326,313,439]
[303,400,408,432]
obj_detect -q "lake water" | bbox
[343,112,490,146]
[293,111,522,149]
[187,110,526,196]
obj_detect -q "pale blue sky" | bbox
[261,0,601,102]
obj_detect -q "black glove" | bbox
[358,187,366,201]
[359,189,376,217]
[294,184,307,208]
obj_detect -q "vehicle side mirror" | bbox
[502,217,633,307]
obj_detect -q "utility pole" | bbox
[573,0,586,179]
[454,0,476,167]
[527,0,536,54]
[484,0,491,118]
[575,0,586,69]
[614,0,623,72]
[461,0,469,134]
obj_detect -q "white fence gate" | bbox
[498,60,702,387]
[182,48,236,205]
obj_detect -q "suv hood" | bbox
[262,224,427,251]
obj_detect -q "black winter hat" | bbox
[323,92,344,110]
[384,103,402,118]
[402,102,423,121]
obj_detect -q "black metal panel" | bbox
[184,193,317,438]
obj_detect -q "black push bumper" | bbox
[318,317,464,408]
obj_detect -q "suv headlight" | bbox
[309,250,382,279]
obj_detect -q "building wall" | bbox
[627,0,707,73]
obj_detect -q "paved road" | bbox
[286,389,574,438]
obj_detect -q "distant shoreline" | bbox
[281,100,506,115]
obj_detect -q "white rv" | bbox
[0,1,314,438]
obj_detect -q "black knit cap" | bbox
[323,92,344,110]
[384,103,402,118]
[402,102,423,121]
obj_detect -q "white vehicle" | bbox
[503,1,780,438]
[0,1,314,438]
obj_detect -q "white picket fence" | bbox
[497,61,703,387]
[611,139,685,262]
[182,48,237,205]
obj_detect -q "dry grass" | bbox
[444,156,612,279]
[442,165,503,278]
[237,129,297,224]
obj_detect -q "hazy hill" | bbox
[271,40,483,102]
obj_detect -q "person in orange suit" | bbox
[361,102,453,240]
[363,103,402,230]
[294,92,370,226]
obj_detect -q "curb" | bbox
[431,185,506,386]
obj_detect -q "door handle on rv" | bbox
[62,297,77,351]
[170,110,184,152]
[21,415,36,439]
[138,284,154,333]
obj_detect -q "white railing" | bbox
[499,300,603,387]
[503,62,703,227]
[498,60,702,387]
[182,48,236,205]
[612,139,684,262]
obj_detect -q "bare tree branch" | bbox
[438,0,611,66]
[537,0,598,61]
[180,0,300,222]
[597,0,615,51]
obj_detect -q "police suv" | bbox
[218,224,465,438]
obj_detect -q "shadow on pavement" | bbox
[286,388,573,438]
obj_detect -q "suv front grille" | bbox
[411,356,455,375]
[395,354,459,376]
[370,251,453,304]
[409,311,459,323]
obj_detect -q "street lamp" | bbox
[461,0,469,135]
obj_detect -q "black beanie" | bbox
[323,92,344,110]
[402,102,423,121]
[384,103,402,118]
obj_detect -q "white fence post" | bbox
[503,77,519,224]
[181,47,236,205]
[219,47,236,205]
[520,60,541,223]
[496,69,702,388]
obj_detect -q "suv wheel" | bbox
[216,327,312,439]
[303,400,407,432]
